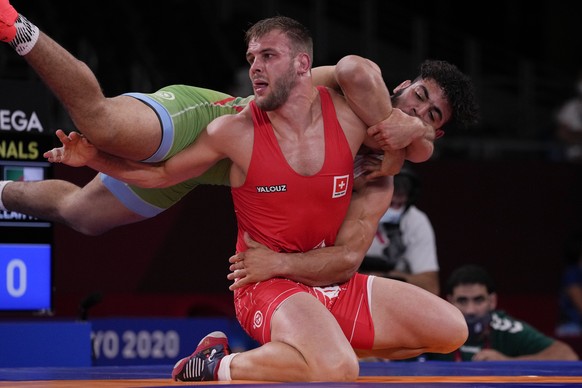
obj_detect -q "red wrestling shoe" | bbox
[0,0,17,42]
[171,331,231,381]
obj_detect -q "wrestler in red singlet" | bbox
[232,87,375,348]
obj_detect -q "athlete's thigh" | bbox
[87,95,162,161]
[64,175,147,234]
[369,276,460,349]
[271,293,353,362]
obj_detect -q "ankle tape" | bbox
[9,14,39,56]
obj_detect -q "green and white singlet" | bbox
[100,85,253,217]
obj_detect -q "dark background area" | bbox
[1,1,582,335]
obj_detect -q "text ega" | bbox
[0,110,44,133]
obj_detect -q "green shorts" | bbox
[100,85,253,217]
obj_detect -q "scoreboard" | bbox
[0,79,56,315]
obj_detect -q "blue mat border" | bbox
[1,361,581,382]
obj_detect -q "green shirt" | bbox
[426,310,554,361]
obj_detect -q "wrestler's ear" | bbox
[297,52,311,75]
[393,80,411,94]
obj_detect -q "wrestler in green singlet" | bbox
[100,85,254,217]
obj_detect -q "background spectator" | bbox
[359,163,440,295]
[426,264,579,361]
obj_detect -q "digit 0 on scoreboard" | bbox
[0,243,52,312]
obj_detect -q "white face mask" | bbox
[381,207,405,224]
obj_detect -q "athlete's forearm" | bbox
[279,176,393,286]
[511,341,578,361]
[43,130,188,189]
[277,245,360,286]
[335,55,392,126]
[84,152,171,188]
[404,132,435,163]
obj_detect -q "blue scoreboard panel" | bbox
[0,80,55,315]
[0,243,52,312]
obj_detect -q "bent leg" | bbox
[1,176,146,235]
[362,276,467,359]
[230,293,359,382]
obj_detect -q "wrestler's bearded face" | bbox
[255,60,298,111]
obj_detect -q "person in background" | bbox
[359,162,440,295]
[556,236,582,337]
[426,264,579,361]
[555,69,582,163]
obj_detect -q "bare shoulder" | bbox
[206,105,254,137]
[205,105,254,163]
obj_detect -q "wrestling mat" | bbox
[1,360,582,387]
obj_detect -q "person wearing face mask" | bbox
[359,163,440,295]
[555,70,582,163]
[426,264,579,361]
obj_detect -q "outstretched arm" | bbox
[227,152,403,288]
[473,340,579,361]
[44,122,228,188]
[44,129,181,187]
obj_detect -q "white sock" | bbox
[0,180,13,211]
[217,353,238,381]
[9,15,39,56]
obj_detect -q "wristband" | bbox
[0,180,13,211]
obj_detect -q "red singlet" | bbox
[231,87,375,348]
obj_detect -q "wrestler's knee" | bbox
[309,351,359,382]
[449,308,469,350]
[436,305,469,354]
[60,201,118,236]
